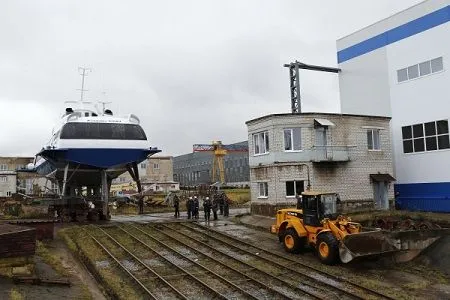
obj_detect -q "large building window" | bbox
[397,57,444,83]
[258,182,268,198]
[284,128,302,151]
[286,181,304,197]
[402,120,449,153]
[0,164,7,171]
[0,176,7,182]
[253,131,269,155]
[367,129,381,150]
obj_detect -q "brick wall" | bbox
[247,113,394,216]
[0,224,36,258]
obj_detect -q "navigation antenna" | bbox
[77,67,92,109]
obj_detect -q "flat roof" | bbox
[245,112,390,125]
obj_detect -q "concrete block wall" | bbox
[246,113,394,216]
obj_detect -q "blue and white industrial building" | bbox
[337,0,450,212]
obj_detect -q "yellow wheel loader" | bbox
[271,191,449,265]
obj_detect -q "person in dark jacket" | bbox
[193,196,199,219]
[223,194,230,217]
[203,197,212,221]
[186,197,193,219]
[138,196,144,215]
[212,196,218,220]
[173,194,180,218]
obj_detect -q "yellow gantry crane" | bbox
[192,141,248,184]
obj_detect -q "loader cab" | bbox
[302,192,340,226]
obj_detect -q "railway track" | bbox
[77,221,398,299]
[175,222,396,300]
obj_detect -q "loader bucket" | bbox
[339,228,450,263]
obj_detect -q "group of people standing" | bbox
[172,192,230,221]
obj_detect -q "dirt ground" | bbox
[234,214,450,300]
[0,227,105,300]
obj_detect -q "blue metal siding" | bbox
[338,5,450,63]
[395,182,450,212]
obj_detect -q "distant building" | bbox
[0,157,49,198]
[111,156,177,193]
[337,0,450,212]
[246,113,394,216]
[173,141,249,186]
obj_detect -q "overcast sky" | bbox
[0,0,423,157]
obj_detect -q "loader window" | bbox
[304,196,318,210]
[321,194,338,218]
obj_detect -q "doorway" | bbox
[315,127,327,159]
[373,181,389,210]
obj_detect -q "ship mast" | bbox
[77,67,91,109]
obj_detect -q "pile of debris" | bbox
[372,217,443,231]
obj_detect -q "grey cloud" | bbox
[0,0,422,156]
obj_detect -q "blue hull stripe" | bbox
[395,182,450,213]
[338,5,450,63]
[40,148,161,169]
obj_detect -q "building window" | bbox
[51,182,58,193]
[258,182,268,198]
[6,191,11,197]
[284,128,302,151]
[253,131,269,155]
[140,163,147,169]
[397,57,444,83]
[285,181,304,197]
[153,163,159,170]
[0,176,7,182]
[367,129,381,150]
[402,120,449,153]
[0,164,7,171]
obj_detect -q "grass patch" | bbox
[35,241,69,276]
[9,288,24,300]
[63,226,143,299]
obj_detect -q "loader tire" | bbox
[316,232,339,265]
[283,228,302,254]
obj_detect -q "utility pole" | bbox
[77,67,91,109]
[284,61,340,114]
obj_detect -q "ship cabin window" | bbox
[60,123,147,140]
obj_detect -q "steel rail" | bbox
[92,225,188,300]
[150,223,322,300]
[113,224,232,300]
[179,222,361,299]
[134,223,302,300]
[183,222,395,300]
[121,224,260,300]
[82,228,157,300]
